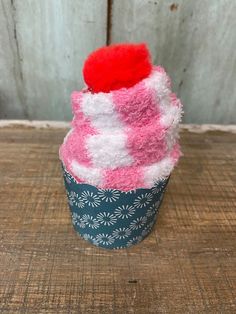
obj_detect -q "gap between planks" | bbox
[0,120,236,133]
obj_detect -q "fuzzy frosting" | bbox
[59,66,183,191]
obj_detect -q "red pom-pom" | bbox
[83,43,152,93]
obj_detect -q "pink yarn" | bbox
[61,91,98,167]
[61,127,95,166]
[71,111,96,131]
[171,143,182,162]
[127,121,168,166]
[59,145,71,174]
[103,166,144,191]
[113,81,160,128]
[59,64,183,190]
[71,91,83,114]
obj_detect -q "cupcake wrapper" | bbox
[62,164,169,249]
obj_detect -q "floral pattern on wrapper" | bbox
[62,165,169,249]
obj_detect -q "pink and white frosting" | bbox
[59,66,183,191]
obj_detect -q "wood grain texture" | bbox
[0,126,235,313]
[1,0,236,124]
[0,0,107,120]
[110,0,236,124]
[0,0,26,118]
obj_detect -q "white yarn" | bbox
[160,102,182,128]
[71,160,102,186]
[81,92,123,130]
[86,130,133,169]
[145,70,170,99]
[143,156,174,187]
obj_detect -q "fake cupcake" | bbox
[59,43,183,249]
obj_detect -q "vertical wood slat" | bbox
[0,0,25,118]
[110,0,236,124]
[0,0,107,120]
[1,0,236,123]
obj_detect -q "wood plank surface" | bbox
[0,126,235,313]
[110,0,236,124]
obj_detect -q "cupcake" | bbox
[59,43,183,249]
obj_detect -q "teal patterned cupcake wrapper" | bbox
[62,164,169,249]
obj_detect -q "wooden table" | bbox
[0,125,235,313]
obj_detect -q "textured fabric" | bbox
[59,66,183,190]
[62,165,169,249]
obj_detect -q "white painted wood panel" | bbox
[0,0,25,118]
[1,0,236,123]
[0,0,107,120]
[110,0,236,124]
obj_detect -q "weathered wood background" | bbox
[0,0,236,123]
